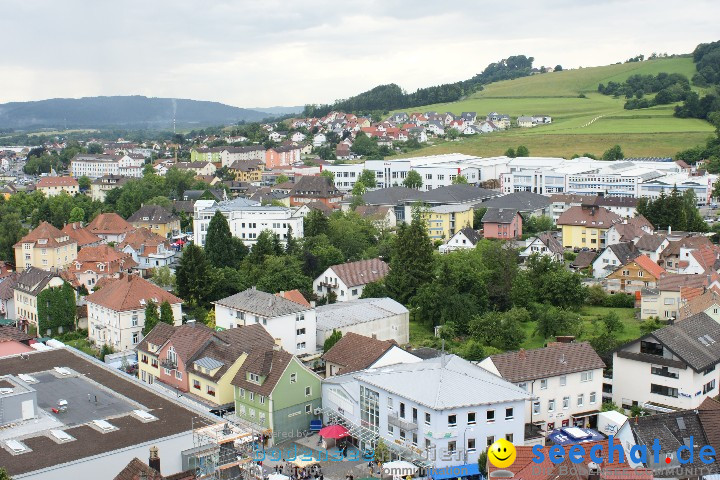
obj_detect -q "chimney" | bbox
[518,349,526,360]
[371,333,377,339]
[186,319,196,326]
[668,225,672,234]
[274,338,282,350]
[149,446,160,473]
[587,462,601,480]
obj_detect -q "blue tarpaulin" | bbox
[428,463,483,480]
[548,426,604,445]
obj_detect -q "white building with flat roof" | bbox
[193,197,303,247]
[322,354,532,469]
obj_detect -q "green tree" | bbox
[505,148,516,158]
[146,196,172,209]
[87,143,104,154]
[602,145,624,160]
[452,174,468,184]
[458,339,486,361]
[351,132,379,157]
[78,175,91,191]
[250,230,283,263]
[143,300,160,335]
[554,65,563,71]
[205,210,238,268]
[385,214,435,304]
[100,344,114,361]
[256,255,311,293]
[446,128,460,140]
[159,300,174,326]
[601,311,624,335]
[275,173,290,185]
[358,169,377,188]
[640,317,665,335]
[402,170,423,189]
[374,438,391,463]
[323,329,343,353]
[304,209,329,237]
[359,281,388,299]
[320,169,335,182]
[523,215,554,234]
[351,181,367,196]
[470,309,526,350]
[516,145,530,157]
[151,266,176,289]
[176,244,210,306]
[535,306,582,338]
[68,206,85,223]
[473,207,487,229]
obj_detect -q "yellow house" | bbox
[557,205,622,250]
[136,322,277,406]
[229,160,263,183]
[127,205,181,238]
[421,204,474,241]
[36,176,79,197]
[14,222,78,270]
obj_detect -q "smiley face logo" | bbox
[488,438,516,469]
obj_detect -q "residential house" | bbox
[531,114,553,125]
[61,222,102,249]
[0,273,19,321]
[13,267,64,334]
[323,332,421,377]
[213,287,316,355]
[118,227,177,273]
[481,208,522,239]
[175,162,217,176]
[460,112,477,124]
[422,204,475,241]
[557,205,623,250]
[594,197,639,218]
[86,213,136,243]
[426,121,445,135]
[659,236,712,273]
[313,258,389,302]
[605,254,666,294]
[229,160,263,183]
[480,191,552,218]
[193,197,303,247]
[86,274,182,351]
[14,222,78,271]
[265,145,301,168]
[232,346,322,444]
[605,222,645,247]
[322,354,532,468]
[615,399,720,479]
[479,342,605,429]
[389,112,409,123]
[127,205,180,238]
[313,134,327,147]
[570,250,597,272]
[486,112,511,129]
[675,244,720,275]
[612,312,720,411]
[36,176,79,197]
[315,297,410,347]
[291,132,306,143]
[65,245,137,290]
[591,242,640,279]
[635,234,668,262]
[517,116,535,127]
[640,273,718,320]
[678,288,720,322]
[439,227,481,254]
[137,321,275,407]
[354,205,397,229]
[549,194,595,223]
[289,176,343,208]
[519,232,564,262]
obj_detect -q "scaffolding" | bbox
[319,407,433,469]
[191,416,265,480]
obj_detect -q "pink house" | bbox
[481,208,522,239]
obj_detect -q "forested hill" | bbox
[0,95,273,130]
[302,55,535,117]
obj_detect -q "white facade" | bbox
[312,268,368,302]
[121,243,177,271]
[315,298,410,348]
[88,300,182,351]
[322,356,529,469]
[70,155,120,179]
[612,338,720,411]
[591,248,626,279]
[213,302,316,355]
[193,198,304,247]
[439,230,478,253]
[519,237,563,262]
[479,360,603,429]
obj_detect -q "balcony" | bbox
[160,358,177,370]
[320,281,338,288]
[388,412,418,431]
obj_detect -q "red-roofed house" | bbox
[14,222,78,271]
[65,245,137,290]
[86,274,182,351]
[62,222,103,249]
[86,213,136,242]
[606,254,666,293]
[312,258,389,302]
[276,289,311,308]
[36,176,79,197]
[677,244,720,275]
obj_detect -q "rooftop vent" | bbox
[92,419,117,432]
[54,367,72,376]
[18,374,37,384]
[6,440,28,454]
[50,429,74,442]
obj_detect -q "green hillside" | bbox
[394,57,714,158]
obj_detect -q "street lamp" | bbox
[463,426,474,464]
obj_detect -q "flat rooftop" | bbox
[0,348,203,477]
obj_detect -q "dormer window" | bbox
[98,263,105,271]
[249,373,260,383]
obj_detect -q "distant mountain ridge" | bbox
[0,95,276,130]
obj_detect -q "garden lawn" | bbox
[64,338,100,358]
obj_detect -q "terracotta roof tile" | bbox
[679,289,720,320]
[85,274,182,312]
[329,258,389,288]
[87,213,135,236]
[68,245,137,274]
[276,289,311,308]
[62,222,102,247]
[487,342,605,383]
[118,227,170,256]
[557,205,622,227]
[36,176,79,188]
[322,332,399,374]
[632,254,666,279]
[113,457,163,480]
[14,221,76,248]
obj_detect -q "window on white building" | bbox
[581,371,594,382]
[540,379,548,389]
[563,396,570,409]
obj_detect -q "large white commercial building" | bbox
[322,355,532,470]
[193,197,304,247]
[70,154,144,179]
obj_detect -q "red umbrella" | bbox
[318,424,350,439]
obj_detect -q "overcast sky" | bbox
[1,0,718,109]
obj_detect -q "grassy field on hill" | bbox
[393,57,714,158]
